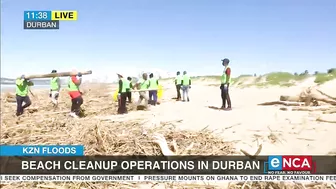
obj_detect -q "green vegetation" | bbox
[191,75,220,80]
[264,72,309,85]
[314,68,336,84]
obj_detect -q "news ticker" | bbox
[23,10,77,30]
[1,175,336,182]
[0,155,336,175]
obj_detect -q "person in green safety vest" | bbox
[148,73,159,106]
[68,71,83,118]
[135,73,150,107]
[126,77,133,103]
[117,73,128,114]
[15,74,34,116]
[174,71,182,101]
[181,71,191,102]
[49,70,61,107]
[220,58,232,110]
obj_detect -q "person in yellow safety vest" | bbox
[49,70,61,107]
[148,73,159,106]
[174,71,182,101]
[126,77,133,103]
[135,73,150,107]
[181,71,191,102]
[68,71,83,118]
[220,58,232,110]
[117,74,128,114]
[15,75,34,116]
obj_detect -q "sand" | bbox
[141,81,336,156]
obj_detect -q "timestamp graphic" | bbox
[23,10,77,30]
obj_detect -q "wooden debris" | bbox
[316,115,336,124]
[258,101,305,106]
[36,184,68,189]
[316,89,336,101]
[279,95,301,102]
[153,134,176,156]
[280,106,332,112]
[240,144,263,159]
[21,70,92,79]
[323,108,336,114]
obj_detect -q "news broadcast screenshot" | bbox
[1,0,336,188]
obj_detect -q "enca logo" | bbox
[268,156,314,171]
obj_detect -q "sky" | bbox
[1,0,335,80]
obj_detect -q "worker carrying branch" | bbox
[220,58,232,110]
[49,70,61,107]
[148,73,159,106]
[117,73,128,114]
[68,70,83,118]
[15,75,34,116]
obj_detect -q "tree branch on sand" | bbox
[258,86,336,123]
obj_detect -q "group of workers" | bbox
[174,71,192,102]
[117,72,160,114]
[14,58,232,117]
[173,58,232,110]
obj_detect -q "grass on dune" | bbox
[159,68,336,87]
[314,69,336,84]
[265,72,309,85]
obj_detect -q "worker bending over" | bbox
[135,73,150,107]
[126,77,133,103]
[117,74,128,114]
[15,75,34,116]
[148,73,159,105]
[220,58,232,110]
[68,72,83,118]
[49,70,61,107]
[175,71,182,101]
[181,71,191,102]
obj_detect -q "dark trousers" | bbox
[16,95,32,116]
[71,96,83,116]
[126,91,132,102]
[176,84,181,100]
[118,93,127,114]
[149,90,158,105]
[221,84,232,108]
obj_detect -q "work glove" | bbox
[21,75,25,80]
[77,72,82,77]
[117,93,121,100]
[223,84,228,90]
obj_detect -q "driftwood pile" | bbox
[258,86,336,123]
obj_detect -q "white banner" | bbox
[1,175,336,182]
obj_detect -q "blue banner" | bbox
[24,11,52,20]
[0,145,84,156]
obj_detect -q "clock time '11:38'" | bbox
[24,11,51,20]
